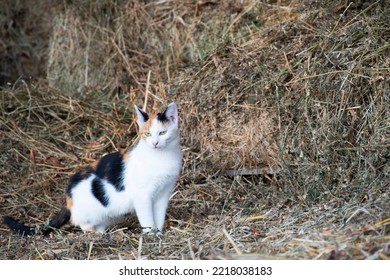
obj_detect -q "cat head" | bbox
[135,102,179,149]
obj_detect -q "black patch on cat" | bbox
[157,108,169,123]
[67,166,94,197]
[137,107,149,122]
[67,166,95,197]
[92,177,109,207]
[94,152,124,191]
[66,152,124,198]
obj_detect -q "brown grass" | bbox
[0,0,389,260]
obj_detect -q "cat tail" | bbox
[3,208,71,236]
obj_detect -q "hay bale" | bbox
[0,0,60,85]
[46,0,202,94]
[47,5,122,94]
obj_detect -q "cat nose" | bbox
[152,141,159,148]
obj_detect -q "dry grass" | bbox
[0,0,389,260]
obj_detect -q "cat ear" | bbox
[135,105,149,127]
[163,102,178,125]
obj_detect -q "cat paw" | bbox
[141,227,162,236]
[141,226,153,234]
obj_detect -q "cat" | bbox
[3,102,183,235]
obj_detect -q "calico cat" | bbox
[3,102,183,235]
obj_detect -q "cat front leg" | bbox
[133,198,155,233]
[152,191,171,232]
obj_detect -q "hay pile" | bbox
[176,2,389,207]
[0,0,389,260]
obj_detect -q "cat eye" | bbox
[159,131,167,136]
[144,132,151,137]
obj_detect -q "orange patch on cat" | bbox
[139,114,157,138]
[90,160,99,169]
[123,150,131,163]
[66,196,73,209]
